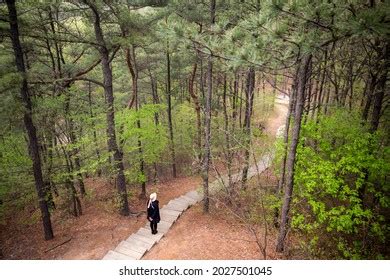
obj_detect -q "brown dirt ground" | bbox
[0,176,201,260]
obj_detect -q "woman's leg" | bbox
[154,221,158,234]
[150,221,154,234]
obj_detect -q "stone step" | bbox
[167,200,189,209]
[114,241,144,259]
[160,207,183,216]
[137,227,164,242]
[160,213,178,223]
[125,235,154,251]
[163,203,187,212]
[143,223,170,234]
[130,233,157,245]
[115,240,146,254]
[102,250,135,260]
[172,197,191,207]
[179,195,197,204]
[185,190,203,202]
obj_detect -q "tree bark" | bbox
[125,45,146,197]
[202,0,216,213]
[88,81,102,176]
[189,61,202,163]
[166,43,177,178]
[87,1,129,216]
[276,54,312,252]
[277,71,298,195]
[222,74,232,188]
[370,42,389,133]
[241,67,255,188]
[6,0,54,240]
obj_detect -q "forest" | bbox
[0,0,389,260]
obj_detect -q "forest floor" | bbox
[0,97,288,260]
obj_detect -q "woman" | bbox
[147,192,160,234]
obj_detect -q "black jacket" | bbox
[147,200,160,223]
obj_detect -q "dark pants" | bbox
[150,221,158,233]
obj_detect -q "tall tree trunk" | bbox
[202,0,216,213]
[88,81,102,176]
[274,77,297,228]
[276,54,312,252]
[241,67,255,188]
[189,61,202,164]
[70,129,86,196]
[148,69,160,182]
[239,74,244,127]
[314,49,328,120]
[370,43,389,132]
[222,74,232,188]
[88,1,129,216]
[124,46,146,197]
[277,72,298,195]
[64,90,86,197]
[6,0,54,240]
[148,69,160,125]
[362,73,376,121]
[166,43,177,178]
[58,141,82,217]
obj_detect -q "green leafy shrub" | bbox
[291,109,389,259]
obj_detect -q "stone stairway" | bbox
[102,190,203,260]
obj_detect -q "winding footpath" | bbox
[102,94,289,260]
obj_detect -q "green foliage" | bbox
[118,104,168,183]
[0,133,35,224]
[172,102,197,161]
[291,109,389,259]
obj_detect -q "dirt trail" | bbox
[143,97,288,260]
[265,101,288,138]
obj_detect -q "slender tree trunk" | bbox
[362,74,377,121]
[189,61,202,163]
[72,140,86,196]
[274,78,297,228]
[276,54,312,252]
[88,2,129,216]
[148,69,160,182]
[277,72,298,195]
[166,43,177,178]
[239,74,244,127]
[222,74,232,188]
[88,82,102,176]
[148,69,160,125]
[64,91,86,197]
[232,71,239,129]
[370,43,389,133]
[241,67,255,188]
[124,46,146,197]
[6,0,54,240]
[59,142,82,217]
[202,0,216,213]
[314,49,328,120]
[323,81,331,115]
